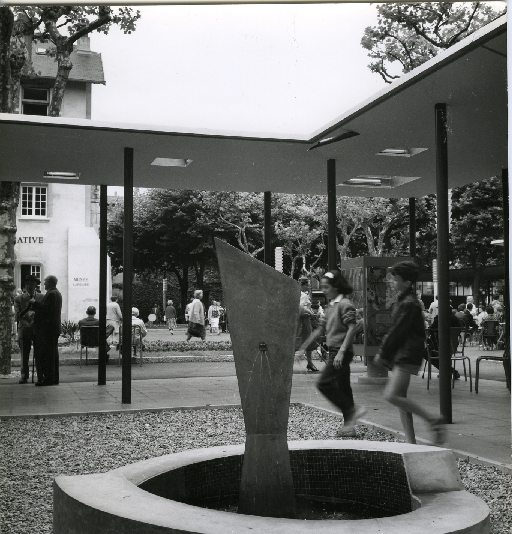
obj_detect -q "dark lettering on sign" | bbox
[16,237,43,244]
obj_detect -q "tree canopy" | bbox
[361,2,505,83]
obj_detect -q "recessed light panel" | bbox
[338,175,420,188]
[376,148,427,157]
[43,171,80,179]
[151,158,192,167]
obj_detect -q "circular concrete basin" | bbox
[54,440,489,534]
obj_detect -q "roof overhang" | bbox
[0,16,506,198]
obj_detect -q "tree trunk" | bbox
[0,182,20,374]
[472,263,484,307]
[0,7,14,114]
[48,46,72,117]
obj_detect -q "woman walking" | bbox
[301,270,365,437]
[374,261,445,445]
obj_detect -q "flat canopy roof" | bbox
[0,16,506,198]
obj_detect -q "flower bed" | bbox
[142,340,232,352]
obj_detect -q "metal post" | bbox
[409,198,416,258]
[502,169,510,356]
[98,184,108,386]
[122,148,133,404]
[435,103,452,424]
[264,191,272,266]
[327,159,337,271]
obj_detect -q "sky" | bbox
[90,3,387,196]
[92,3,385,137]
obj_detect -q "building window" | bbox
[22,87,49,116]
[20,265,42,289]
[21,185,47,218]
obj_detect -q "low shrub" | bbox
[142,340,232,352]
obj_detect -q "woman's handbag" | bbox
[187,322,204,337]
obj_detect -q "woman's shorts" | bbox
[393,362,421,375]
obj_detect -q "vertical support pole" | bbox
[435,103,452,424]
[98,184,108,386]
[501,169,510,391]
[327,159,337,271]
[264,191,272,266]
[122,148,133,404]
[409,197,416,258]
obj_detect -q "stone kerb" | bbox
[53,440,490,534]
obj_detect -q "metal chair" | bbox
[79,325,100,367]
[422,327,472,391]
[481,320,500,350]
[118,324,144,367]
[476,340,510,393]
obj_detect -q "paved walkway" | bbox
[2,350,510,471]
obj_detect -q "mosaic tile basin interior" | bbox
[53,440,491,534]
[139,447,414,519]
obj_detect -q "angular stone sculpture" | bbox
[215,238,300,518]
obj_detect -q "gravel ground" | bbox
[1,405,510,533]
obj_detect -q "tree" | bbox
[450,176,504,304]
[0,5,139,374]
[361,2,505,83]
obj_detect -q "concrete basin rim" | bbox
[54,440,489,534]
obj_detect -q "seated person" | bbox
[131,307,148,355]
[482,305,500,323]
[454,304,467,327]
[476,305,487,326]
[427,306,462,379]
[78,306,115,360]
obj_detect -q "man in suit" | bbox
[14,275,44,383]
[30,275,62,386]
[78,306,115,361]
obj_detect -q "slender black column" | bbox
[502,169,509,353]
[98,184,108,386]
[327,159,337,271]
[264,191,272,266]
[122,148,133,404]
[435,103,452,424]
[409,198,416,258]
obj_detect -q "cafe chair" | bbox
[422,327,472,391]
[79,325,100,367]
[476,340,510,393]
[481,320,500,350]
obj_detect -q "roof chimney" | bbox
[76,35,91,54]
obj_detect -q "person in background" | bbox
[296,278,318,372]
[375,261,445,445]
[78,306,114,361]
[207,300,222,335]
[165,299,177,335]
[476,305,487,326]
[131,307,148,355]
[186,290,206,341]
[14,275,44,384]
[301,270,365,437]
[30,275,62,386]
[466,296,478,316]
[490,294,503,314]
[106,296,122,347]
[482,305,500,322]
[454,304,467,326]
[184,298,194,323]
[428,296,439,319]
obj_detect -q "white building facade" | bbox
[14,36,110,322]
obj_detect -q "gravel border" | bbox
[1,405,511,533]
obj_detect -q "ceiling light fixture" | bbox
[338,175,421,188]
[43,171,80,179]
[376,147,427,157]
[308,131,359,151]
[151,158,192,167]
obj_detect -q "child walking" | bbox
[301,270,366,437]
[374,261,446,445]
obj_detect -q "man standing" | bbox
[14,275,44,383]
[165,299,177,335]
[106,296,122,346]
[78,306,114,360]
[30,275,62,386]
